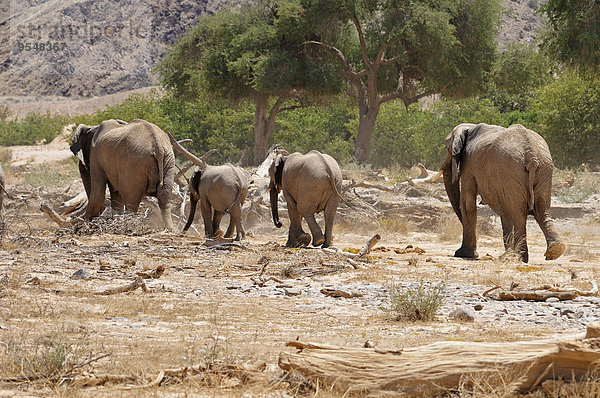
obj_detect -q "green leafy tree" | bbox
[540,0,600,72]
[298,0,501,163]
[157,2,341,165]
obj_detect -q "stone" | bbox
[71,268,92,280]
[284,288,302,296]
[473,304,484,311]
[546,297,560,303]
[450,307,475,323]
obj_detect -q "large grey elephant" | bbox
[168,138,248,241]
[442,123,565,263]
[70,119,176,231]
[269,150,345,248]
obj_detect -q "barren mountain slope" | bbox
[0,0,543,99]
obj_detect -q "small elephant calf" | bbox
[183,164,249,241]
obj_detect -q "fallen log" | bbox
[322,234,380,269]
[40,203,71,227]
[498,290,578,301]
[407,164,444,185]
[279,323,600,395]
[95,277,147,295]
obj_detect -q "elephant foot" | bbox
[212,229,224,239]
[454,247,479,259]
[298,233,311,248]
[312,236,325,247]
[545,242,565,260]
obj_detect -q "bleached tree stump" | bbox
[279,323,600,395]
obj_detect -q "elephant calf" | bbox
[442,123,565,263]
[168,137,248,241]
[269,150,345,248]
[70,119,176,231]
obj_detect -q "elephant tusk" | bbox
[431,169,444,182]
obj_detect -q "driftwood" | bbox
[95,277,147,295]
[499,290,577,301]
[58,191,88,216]
[279,323,600,395]
[136,265,165,279]
[40,203,71,227]
[406,163,444,185]
[322,234,380,269]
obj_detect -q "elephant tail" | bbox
[226,164,245,212]
[526,158,539,212]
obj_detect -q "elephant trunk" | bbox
[443,162,462,222]
[182,198,198,233]
[269,181,282,228]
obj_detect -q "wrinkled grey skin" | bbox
[442,123,565,263]
[182,164,249,241]
[70,119,176,231]
[269,150,343,248]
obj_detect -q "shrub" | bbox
[385,280,445,321]
[0,113,69,146]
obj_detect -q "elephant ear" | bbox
[70,124,95,166]
[189,168,202,197]
[446,124,471,184]
[274,154,285,190]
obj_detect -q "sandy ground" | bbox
[0,140,599,397]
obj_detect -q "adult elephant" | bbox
[269,150,345,248]
[168,137,248,241]
[442,123,565,263]
[70,119,176,231]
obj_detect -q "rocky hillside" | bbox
[0,0,544,98]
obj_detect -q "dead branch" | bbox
[534,280,599,297]
[406,164,444,186]
[136,265,165,279]
[498,290,577,301]
[95,277,147,295]
[322,234,380,268]
[40,203,71,227]
[342,181,396,193]
[58,191,87,216]
[279,323,600,395]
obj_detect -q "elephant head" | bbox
[443,123,476,222]
[268,153,286,228]
[70,124,97,197]
[182,168,202,233]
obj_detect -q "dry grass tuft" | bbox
[385,280,445,322]
[57,211,157,236]
[436,210,462,242]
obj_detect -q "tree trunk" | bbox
[253,95,270,166]
[354,104,379,164]
[279,322,600,395]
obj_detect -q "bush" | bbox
[0,113,70,146]
[385,280,445,321]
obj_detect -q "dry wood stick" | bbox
[498,290,577,301]
[95,277,147,295]
[357,234,380,258]
[40,203,71,227]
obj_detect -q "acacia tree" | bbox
[157,2,340,165]
[540,0,600,73]
[298,0,501,163]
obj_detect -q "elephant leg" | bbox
[213,210,225,238]
[157,190,174,232]
[323,199,338,248]
[512,213,529,263]
[304,212,325,247]
[109,187,125,214]
[500,215,514,250]
[200,197,213,239]
[283,192,308,247]
[533,196,565,261]
[228,201,245,241]
[502,211,529,262]
[455,178,478,259]
[85,169,108,219]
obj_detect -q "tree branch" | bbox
[303,41,357,78]
[374,43,388,67]
[352,16,372,69]
[267,93,289,127]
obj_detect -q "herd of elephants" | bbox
[5,118,568,264]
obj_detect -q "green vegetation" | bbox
[0,113,70,146]
[385,280,445,321]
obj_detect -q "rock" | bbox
[284,288,302,296]
[25,276,41,285]
[363,340,375,348]
[474,304,484,311]
[71,268,92,280]
[450,307,475,323]
[226,284,242,290]
[560,308,575,316]
[321,287,363,298]
[546,297,560,303]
